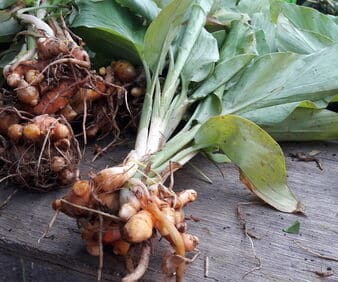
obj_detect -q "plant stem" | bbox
[135,63,152,158]
[160,1,210,113]
[151,125,200,169]
[16,10,54,37]
[153,145,200,175]
[162,86,190,140]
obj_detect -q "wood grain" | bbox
[0,142,337,281]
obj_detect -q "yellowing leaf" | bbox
[195,115,304,213]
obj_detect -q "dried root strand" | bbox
[122,243,151,282]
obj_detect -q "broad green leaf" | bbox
[264,108,338,141]
[188,84,225,126]
[219,20,257,60]
[277,17,335,54]
[143,0,191,71]
[283,220,300,234]
[250,12,278,54]
[0,10,21,43]
[222,45,338,121]
[242,102,305,125]
[237,0,271,15]
[207,7,248,28]
[194,115,302,213]
[171,0,213,75]
[281,3,338,41]
[241,100,323,125]
[70,0,146,64]
[234,1,338,54]
[212,30,227,48]
[190,94,222,124]
[275,3,338,53]
[181,28,219,83]
[191,54,255,100]
[192,20,257,99]
[211,0,238,9]
[254,29,272,55]
[231,1,279,53]
[0,0,16,9]
[153,0,171,8]
[115,0,160,21]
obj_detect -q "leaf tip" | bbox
[294,201,305,215]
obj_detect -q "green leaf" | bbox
[283,220,300,234]
[192,20,257,99]
[212,30,227,48]
[190,94,223,124]
[232,1,338,54]
[171,0,215,79]
[238,0,271,15]
[276,3,338,53]
[277,20,335,54]
[219,20,257,61]
[0,10,21,43]
[222,45,338,123]
[249,12,278,54]
[207,6,248,28]
[264,108,338,141]
[70,0,146,64]
[211,0,238,9]
[194,115,302,213]
[181,28,219,83]
[115,0,160,20]
[0,0,16,9]
[241,100,323,126]
[143,0,191,71]
[153,0,171,9]
[280,3,338,42]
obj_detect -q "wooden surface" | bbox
[0,142,338,282]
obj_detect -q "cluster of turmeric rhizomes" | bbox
[0,107,80,190]
[81,60,145,140]
[53,152,199,280]
[0,18,144,190]
[3,23,144,139]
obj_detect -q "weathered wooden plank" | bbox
[0,142,337,281]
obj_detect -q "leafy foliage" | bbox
[70,0,146,64]
[0,0,16,9]
[0,10,21,43]
[115,0,160,20]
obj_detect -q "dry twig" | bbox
[294,240,338,262]
[236,202,262,278]
[0,188,18,210]
[122,243,151,282]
